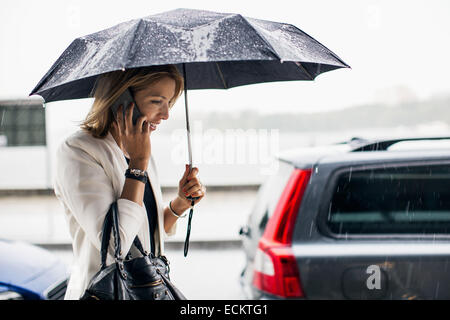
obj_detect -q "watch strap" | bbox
[125,169,148,184]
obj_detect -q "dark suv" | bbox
[239,136,450,300]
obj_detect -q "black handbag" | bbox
[80,201,187,300]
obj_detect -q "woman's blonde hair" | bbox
[80,65,184,138]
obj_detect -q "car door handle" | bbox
[239,226,251,238]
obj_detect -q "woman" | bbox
[53,65,206,300]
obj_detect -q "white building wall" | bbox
[0,146,49,189]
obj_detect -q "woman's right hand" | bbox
[111,102,151,170]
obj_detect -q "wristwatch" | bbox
[125,168,148,184]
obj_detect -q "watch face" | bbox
[128,169,147,177]
[125,170,148,183]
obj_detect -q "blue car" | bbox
[0,239,69,300]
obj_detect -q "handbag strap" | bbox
[111,201,122,259]
[100,202,121,269]
[100,205,113,269]
[126,237,148,260]
[100,201,148,269]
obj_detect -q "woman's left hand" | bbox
[177,164,206,206]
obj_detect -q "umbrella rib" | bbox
[290,24,351,69]
[124,19,145,68]
[295,62,314,80]
[240,17,280,60]
[215,62,228,89]
[146,14,231,32]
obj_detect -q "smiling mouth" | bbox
[149,122,158,130]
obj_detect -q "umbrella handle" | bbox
[186,163,200,201]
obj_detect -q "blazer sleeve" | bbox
[54,140,147,259]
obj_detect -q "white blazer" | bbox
[53,129,177,300]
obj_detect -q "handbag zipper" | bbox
[130,279,164,288]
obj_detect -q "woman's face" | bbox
[133,76,177,132]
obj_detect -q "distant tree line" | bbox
[162,94,450,133]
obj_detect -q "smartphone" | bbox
[111,88,142,126]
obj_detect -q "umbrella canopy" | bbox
[30,8,349,102]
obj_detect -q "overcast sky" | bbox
[1,0,449,114]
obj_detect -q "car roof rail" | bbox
[349,136,450,152]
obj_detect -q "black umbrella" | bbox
[30,8,349,166]
[30,8,350,256]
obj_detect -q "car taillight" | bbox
[253,169,312,298]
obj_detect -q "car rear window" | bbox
[248,161,293,233]
[326,164,450,235]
